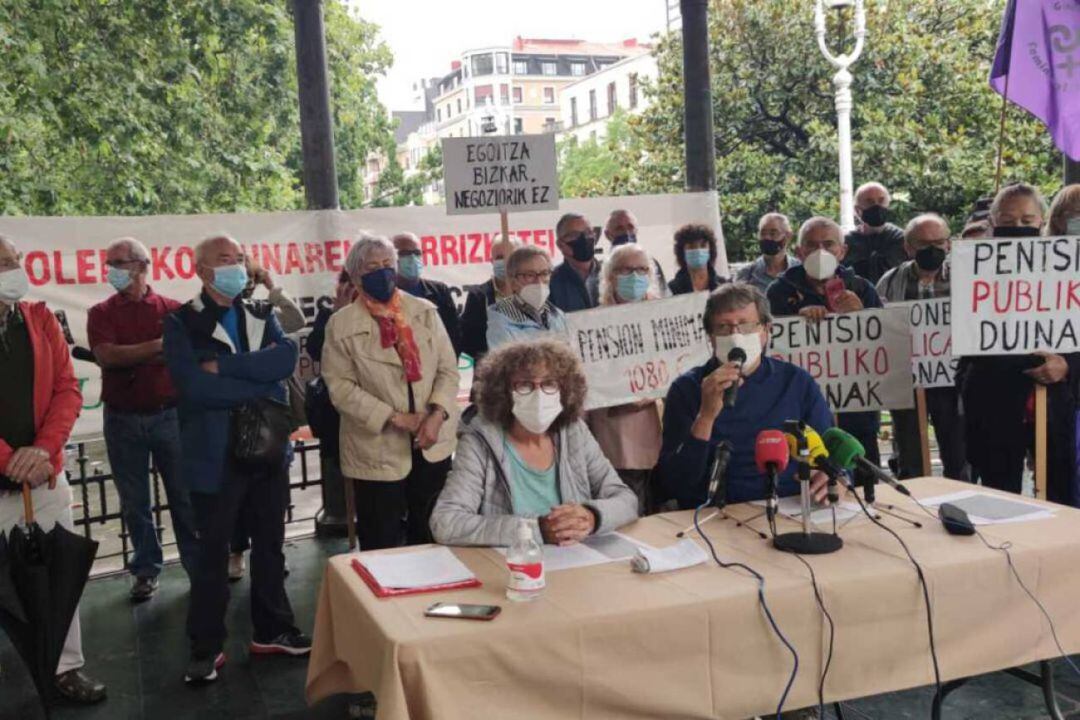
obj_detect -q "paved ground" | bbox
[2,533,1078,720]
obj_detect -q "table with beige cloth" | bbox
[305,478,1080,719]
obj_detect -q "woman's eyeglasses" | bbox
[512,380,560,395]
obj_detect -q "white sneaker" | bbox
[228,552,246,582]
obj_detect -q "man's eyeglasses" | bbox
[512,380,560,395]
[712,321,761,337]
[614,266,650,277]
[514,270,552,283]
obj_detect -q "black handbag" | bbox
[230,397,293,468]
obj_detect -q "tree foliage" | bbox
[372,143,443,208]
[0,0,394,215]
[571,0,1060,260]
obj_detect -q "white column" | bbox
[834,68,855,231]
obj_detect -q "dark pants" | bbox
[839,411,881,466]
[892,388,967,481]
[187,462,298,658]
[352,450,450,551]
[616,468,653,516]
[103,406,198,579]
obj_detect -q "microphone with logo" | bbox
[754,430,789,536]
[771,422,844,555]
[722,347,747,409]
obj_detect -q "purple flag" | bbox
[990,0,1080,160]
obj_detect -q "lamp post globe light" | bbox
[815,0,866,232]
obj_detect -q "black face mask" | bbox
[611,233,636,247]
[860,205,889,228]
[993,225,1041,238]
[759,239,783,257]
[914,246,947,272]
[568,232,596,262]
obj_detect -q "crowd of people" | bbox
[0,183,1077,709]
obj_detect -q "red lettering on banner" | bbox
[466,233,484,263]
[1036,281,1051,312]
[304,243,325,273]
[176,246,195,279]
[25,251,50,285]
[421,236,438,265]
[54,251,75,285]
[440,235,459,265]
[1068,280,1080,310]
[805,351,822,378]
[76,249,97,284]
[284,243,304,274]
[458,235,466,264]
[546,229,556,254]
[852,347,870,375]
[1015,281,1031,312]
[151,246,175,281]
[261,244,283,274]
[517,229,532,246]
[972,280,990,312]
[912,330,950,359]
[325,240,344,271]
[482,233,493,261]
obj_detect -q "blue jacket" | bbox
[658,357,834,508]
[548,260,599,313]
[163,291,298,494]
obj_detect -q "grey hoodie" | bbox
[430,415,639,547]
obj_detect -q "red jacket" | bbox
[0,301,82,477]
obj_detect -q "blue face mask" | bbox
[361,267,396,303]
[107,266,133,292]
[685,248,711,270]
[616,273,650,302]
[211,264,248,299]
[492,258,507,280]
[398,254,423,281]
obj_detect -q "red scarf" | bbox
[361,291,422,383]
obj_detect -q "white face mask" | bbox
[512,388,563,434]
[803,249,839,281]
[0,267,30,303]
[518,283,550,311]
[713,331,764,369]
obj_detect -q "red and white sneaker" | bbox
[184,652,226,684]
[250,631,312,657]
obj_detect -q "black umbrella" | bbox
[0,484,98,714]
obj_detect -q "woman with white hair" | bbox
[585,244,664,514]
[320,233,460,549]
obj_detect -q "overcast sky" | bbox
[349,0,670,110]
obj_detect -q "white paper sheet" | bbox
[916,490,1056,526]
[630,539,708,574]
[358,547,476,589]
[750,496,862,526]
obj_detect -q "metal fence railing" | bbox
[64,437,323,575]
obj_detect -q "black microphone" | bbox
[722,347,747,409]
[706,440,733,507]
[853,457,911,496]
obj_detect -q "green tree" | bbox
[557,109,647,198]
[0,1,394,215]
[591,0,1060,260]
[371,143,443,208]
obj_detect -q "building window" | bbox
[607,82,617,116]
[541,61,557,76]
[496,52,509,74]
[457,98,462,114]
[545,117,556,131]
[513,59,529,75]
[514,118,523,134]
[437,107,442,122]
[513,86,523,104]
[543,86,555,104]
[629,73,639,109]
[471,54,494,76]
[475,84,493,105]
[570,97,578,127]
[588,89,597,121]
[499,84,509,105]
[571,62,586,77]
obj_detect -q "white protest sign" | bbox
[564,293,711,411]
[769,307,914,412]
[950,236,1080,356]
[442,134,559,215]
[892,299,956,389]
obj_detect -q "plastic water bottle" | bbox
[506,520,544,602]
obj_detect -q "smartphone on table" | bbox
[424,602,501,621]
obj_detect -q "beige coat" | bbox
[321,293,460,481]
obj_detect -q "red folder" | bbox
[351,558,482,598]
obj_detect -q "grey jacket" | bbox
[430,416,639,547]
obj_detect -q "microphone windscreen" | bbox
[755,430,790,473]
[727,347,747,364]
[822,427,864,471]
[803,427,831,467]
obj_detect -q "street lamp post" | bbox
[815,0,865,232]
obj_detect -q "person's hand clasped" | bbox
[5,447,54,489]
[833,290,864,314]
[539,504,596,546]
[808,470,831,504]
[414,410,445,450]
[799,305,829,323]
[1024,351,1069,385]
[389,412,423,434]
[200,359,219,375]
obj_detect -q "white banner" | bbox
[892,299,956,389]
[950,235,1080,356]
[768,307,915,412]
[0,191,722,438]
[564,293,711,411]
[442,134,559,215]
